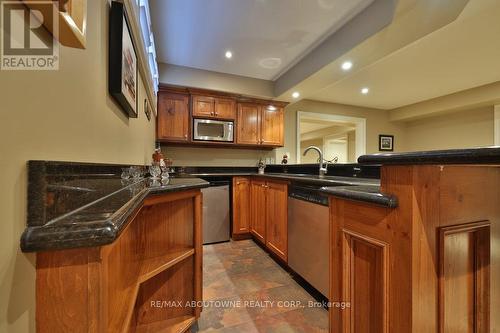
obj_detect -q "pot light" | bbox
[292,91,300,99]
[341,61,353,71]
[361,87,369,95]
[225,50,233,59]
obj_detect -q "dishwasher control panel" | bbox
[288,185,329,206]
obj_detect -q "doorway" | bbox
[297,112,366,163]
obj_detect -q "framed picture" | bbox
[144,98,151,121]
[109,1,138,118]
[379,135,394,151]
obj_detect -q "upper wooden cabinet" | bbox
[192,95,236,120]
[157,92,190,142]
[237,103,284,147]
[156,85,286,147]
[237,103,261,145]
[261,106,284,146]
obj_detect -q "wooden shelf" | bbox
[139,248,195,283]
[134,315,196,333]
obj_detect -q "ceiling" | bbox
[150,0,373,80]
[300,119,355,134]
[307,0,500,109]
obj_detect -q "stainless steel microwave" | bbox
[193,119,234,142]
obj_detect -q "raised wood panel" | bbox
[265,181,288,262]
[214,98,236,119]
[237,103,260,145]
[439,222,490,333]
[192,95,214,117]
[341,229,388,333]
[250,179,267,243]
[233,177,251,235]
[157,92,190,142]
[261,107,284,146]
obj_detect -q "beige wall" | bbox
[277,100,408,164]
[162,146,269,167]
[159,63,274,98]
[0,2,156,332]
[405,106,494,150]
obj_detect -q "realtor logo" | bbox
[1,1,59,70]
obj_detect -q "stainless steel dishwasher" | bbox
[201,180,230,244]
[288,184,330,298]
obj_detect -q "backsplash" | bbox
[161,146,276,166]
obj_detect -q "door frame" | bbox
[495,105,500,146]
[296,111,366,163]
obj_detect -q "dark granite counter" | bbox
[21,161,209,252]
[358,146,500,165]
[320,185,398,208]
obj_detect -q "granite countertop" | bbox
[358,146,500,165]
[21,162,209,252]
[320,185,398,208]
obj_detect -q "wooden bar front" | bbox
[329,165,499,332]
[36,189,203,333]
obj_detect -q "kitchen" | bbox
[1,0,500,332]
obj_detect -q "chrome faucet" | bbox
[303,146,328,178]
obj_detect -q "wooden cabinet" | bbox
[264,181,288,261]
[192,95,214,117]
[232,177,251,236]
[249,179,288,261]
[156,85,286,147]
[157,92,190,142]
[237,103,261,145]
[237,103,284,147]
[261,106,284,146]
[192,95,236,120]
[250,179,267,243]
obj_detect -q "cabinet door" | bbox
[250,179,267,243]
[214,98,236,120]
[232,177,251,235]
[192,95,215,117]
[261,106,284,146]
[157,92,190,141]
[265,181,288,261]
[236,103,261,145]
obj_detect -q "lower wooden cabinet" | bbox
[247,178,288,262]
[232,177,251,236]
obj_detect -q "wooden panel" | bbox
[192,95,214,117]
[265,181,288,262]
[214,98,236,119]
[439,222,490,333]
[134,257,195,326]
[232,177,251,235]
[261,106,284,146]
[236,103,260,145]
[250,179,267,243]
[157,92,190,141]
[341,229,389,333]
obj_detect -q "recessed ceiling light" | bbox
[341,61,353,71]
[292,91,300,99]
[225,50,233,59]
[361,87,369,95]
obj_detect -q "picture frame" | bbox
[109,1,138,118]
[379,134,394,151]
[144,98,151,121]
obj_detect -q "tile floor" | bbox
[192,240,329,332]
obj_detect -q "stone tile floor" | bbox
[191,240,329,332]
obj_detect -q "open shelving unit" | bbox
[35,189,203,333]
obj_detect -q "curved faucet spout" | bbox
[303,146,328,178]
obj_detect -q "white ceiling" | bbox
[308,0,500,109]
[150,0,373,80]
